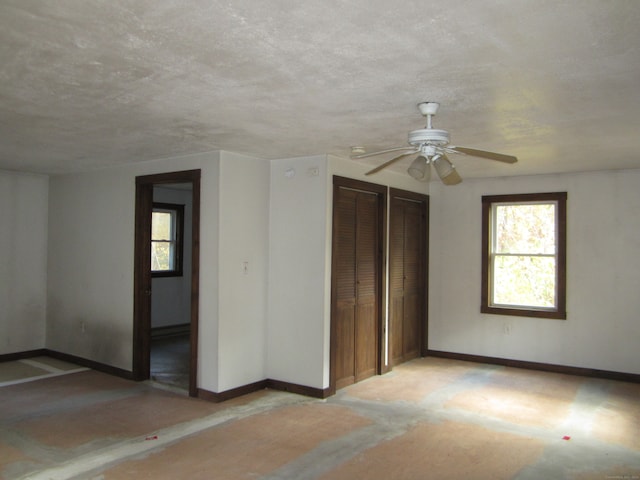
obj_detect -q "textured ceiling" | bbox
[1,0,639,178]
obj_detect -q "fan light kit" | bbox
[351,102,517,185]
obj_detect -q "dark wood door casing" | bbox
[133,169,201,397]
[389,188,429,365]
[330,176,387,394]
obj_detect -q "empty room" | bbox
[1,1,639,479]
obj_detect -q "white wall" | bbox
[47,168,136,367]
[46,152,222,393]
[267,155,329,389]
[267,154,430,390]
[0,170,48,354]
[216,151,270,391]
[151,186,193,329]
[44,149,270,394]
[429,169,640,375]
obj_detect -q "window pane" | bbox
[493,255,556,308]
[151,241,174,271]
[152,212,172,241]
[495,204,556,254]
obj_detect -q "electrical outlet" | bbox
[242,261,249,275]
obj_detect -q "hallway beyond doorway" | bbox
[150,333,190,391]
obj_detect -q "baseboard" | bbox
[266,379,332,399]
[2,349,331,401]
[198,380,268,403]
[198,378,331,403]
[427,349,640,384]
[0,349,48,362]
[45,349,134,380]
[0,348,134,380]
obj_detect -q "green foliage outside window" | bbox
[492,203,557,308]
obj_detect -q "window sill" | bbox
[152,271,184,278]
[481,305,566,320]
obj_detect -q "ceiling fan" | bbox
[351,102,517,185]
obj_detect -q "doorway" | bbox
[133,169,201,397]
[330,176,387,393]
[389,188,429,366]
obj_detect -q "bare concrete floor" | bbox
[1,357,639,479]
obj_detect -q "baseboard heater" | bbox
[151,323,190,338]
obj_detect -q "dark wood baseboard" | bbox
[427,350,640,384]
[45,350,135,380]
[198,378,331,403]
[0,348,134,380]
[198,380,268,403]
[266,379,331,399]
[2,349,331,402]
[0,349,48,362]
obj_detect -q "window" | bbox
[151,202,184,277]
[481,192,567,319]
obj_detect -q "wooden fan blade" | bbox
[365,151,418,175]
[352,146,416,159]
[450,146,517,164]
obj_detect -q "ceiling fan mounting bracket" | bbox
[417,102,439,116]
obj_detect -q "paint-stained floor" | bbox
[1,357,639,479]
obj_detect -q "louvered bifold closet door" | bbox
[334,188,357,389]
[389,196,406,366]
[333,186,380,389]
[402,200,423,361]
[354,192,379,382]
[389,193,426,366]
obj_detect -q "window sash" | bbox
[491,201,558,255]
[490,253,557,310]
[151,239,176,271]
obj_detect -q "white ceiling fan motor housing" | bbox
[408,128,450,147]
